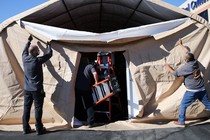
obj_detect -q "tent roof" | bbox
[1,0,193,33]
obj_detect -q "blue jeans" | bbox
[178,90,210,124]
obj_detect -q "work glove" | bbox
[28,35,33,42]
[46,41,52,54]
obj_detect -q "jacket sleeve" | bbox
[22,41,31,59]
[38,44,53,64]
[173,64,191,77]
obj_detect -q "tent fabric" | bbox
[1,0,192,33]
[1,0,210,127]
[19,18,189,43]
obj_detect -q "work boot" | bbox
[88,123,98,128]
[23,126,32,134]
[36,127,46,135]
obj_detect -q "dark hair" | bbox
[186,53,195,61]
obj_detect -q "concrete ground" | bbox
[0,119,210,140]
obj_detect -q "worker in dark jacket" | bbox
[22,35,53,135]
[83,63,99,127]
[75,57,99,128]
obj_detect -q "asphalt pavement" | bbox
[0,120,210,140]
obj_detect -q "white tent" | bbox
[1,0,210,127]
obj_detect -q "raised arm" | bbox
[38,41,53,64]
[165,64,175,74]
[22,35,33,58]
[46,41,53,55]
[179,39,189,54]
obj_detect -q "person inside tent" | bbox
[165,39,210,125]
[22,35,53,135]
[75,57,99,128]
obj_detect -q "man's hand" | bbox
[165,64,174,74]
[28,35,33,42]
[179,39,183,46]
[178,39,190,54]
[46,41,53,55]
[46,41,51,50]
[47,41,51,46]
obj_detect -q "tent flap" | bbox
[19,18,189,44]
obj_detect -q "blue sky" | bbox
[0,0,186,23]
[0,0,48,23]
[163,0,186,7]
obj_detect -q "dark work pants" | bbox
[22,90,44,130]
[77,89,95,125]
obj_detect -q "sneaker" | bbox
[174,121,185,126]
[36,127,46,135]
[23,126,32,134]
[88,123,98,128]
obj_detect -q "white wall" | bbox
[126,62,139,118]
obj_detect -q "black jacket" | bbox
[22,41,52,91]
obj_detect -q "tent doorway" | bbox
[74,51,128,124]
